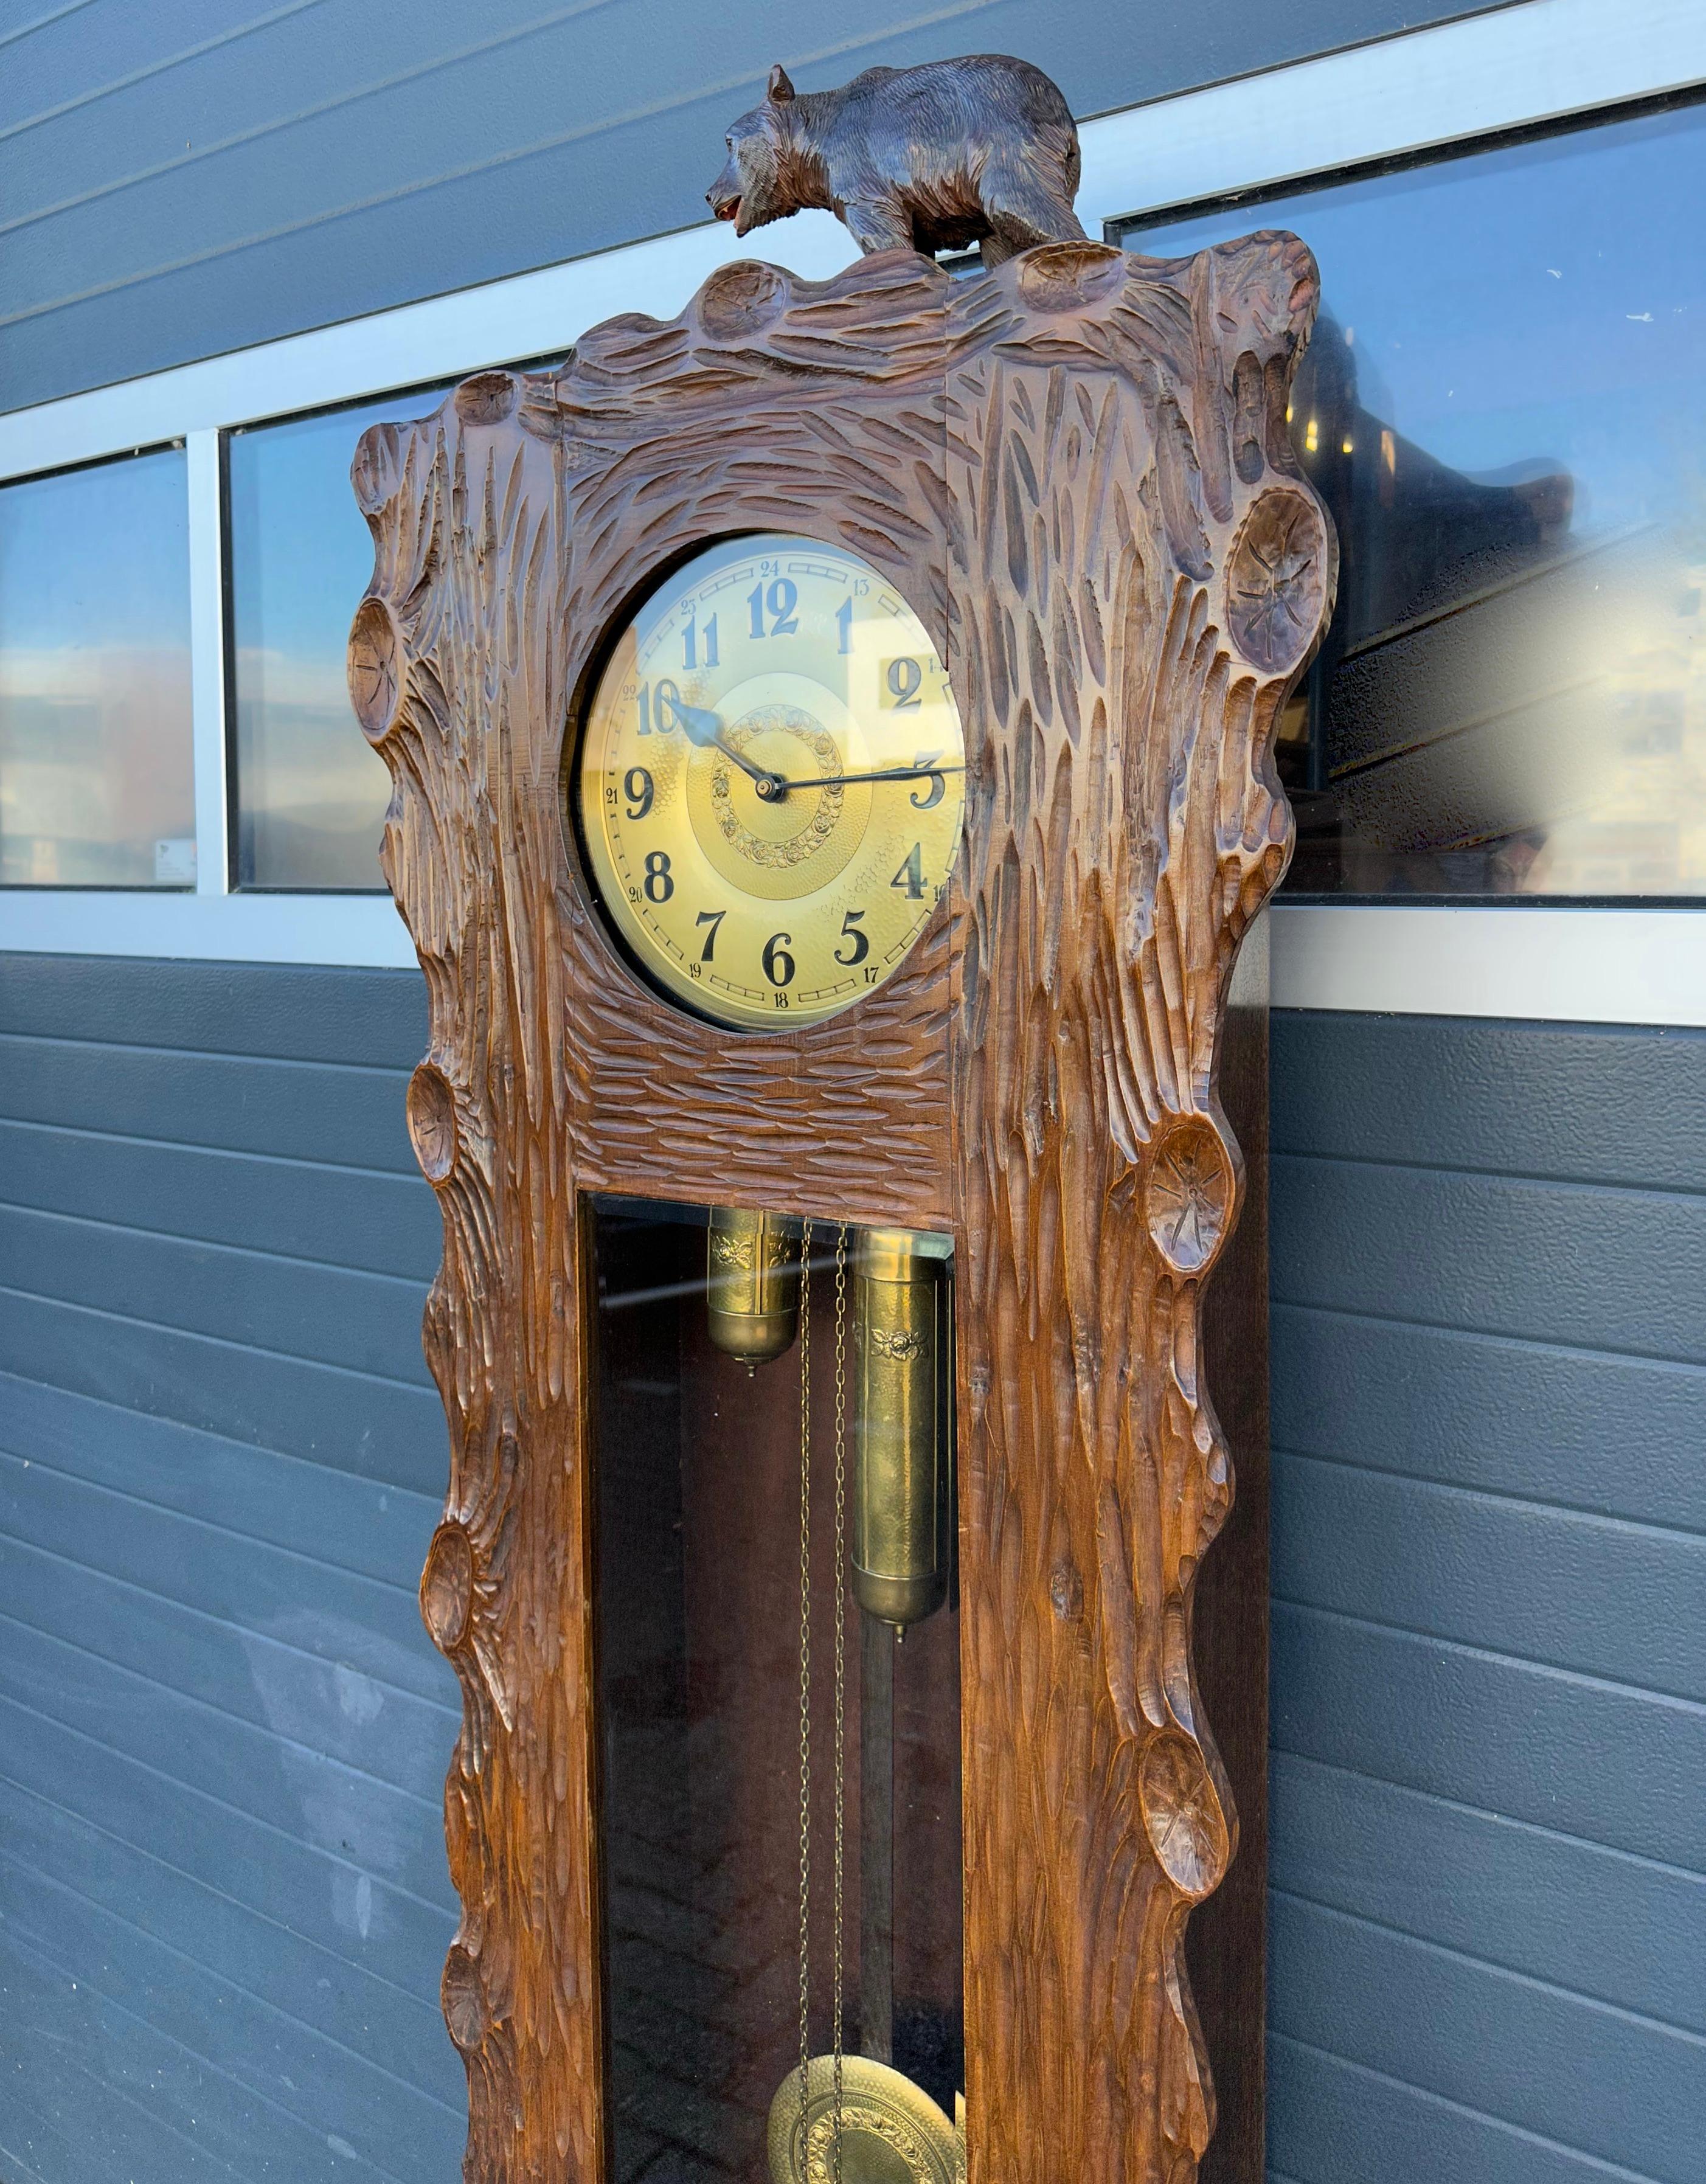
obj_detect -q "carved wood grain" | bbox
[353,232,1330,2184]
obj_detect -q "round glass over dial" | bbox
[574,533,966,1031]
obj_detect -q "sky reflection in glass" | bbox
[229,384,446,889]
[1125,99,1706,896]
[0,449,194,887]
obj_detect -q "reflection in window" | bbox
[228,385,446,889]
[0,450,195,887]
[1123,99,1706,898]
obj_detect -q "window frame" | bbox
[0,0,1701,1024]
[0,436,199,892]
[1106,80,1706,910]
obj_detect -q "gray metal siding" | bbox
[1267,1011,1706,2184]
[2,0,1497,412]
[0,951,462,2183]
[3,958,1703,2184]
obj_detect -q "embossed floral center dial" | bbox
[574,533,966,1030]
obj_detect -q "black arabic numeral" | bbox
[886,656,922,707]
[643,850,673,903]
[909,751,945,809]
[695,908,726,962]
[747,578,799,638]
[890,843,926,900]
[653,678,682,732]
[834,909,869,966]
[762,932,795,987]
[623,767,654,820]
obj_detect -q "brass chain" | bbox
[830,1226,849,2182]
[796,1216,814,2133]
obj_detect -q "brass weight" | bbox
[851,1229,952,1634]
[706,1206,802,1366]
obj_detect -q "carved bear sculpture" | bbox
[706,54,1087,266]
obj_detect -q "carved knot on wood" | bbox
[351,230,1331,2184]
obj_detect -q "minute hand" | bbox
[780,762,966,791]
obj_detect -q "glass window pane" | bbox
[1122,99,1706,898]
[592,1199,965,2182]
[228,385,447,890]
[0,449,194,887]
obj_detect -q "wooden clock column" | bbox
[350,235,1333,2184]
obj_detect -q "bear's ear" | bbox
[766,63,796,103]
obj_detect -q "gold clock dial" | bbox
[574,533,965,1030]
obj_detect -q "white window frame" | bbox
[1,0,1703,1025]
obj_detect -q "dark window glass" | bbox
[1122,99,1706,898]
[592,1199,964,2182]
[0,449,194,887]
[227,384,447,890]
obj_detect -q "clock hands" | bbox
[669,698,787,800]
[670,696,961,805]
[771,761,965,793]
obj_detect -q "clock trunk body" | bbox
[354,239,1331,2184]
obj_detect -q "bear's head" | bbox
[706,65,800,237]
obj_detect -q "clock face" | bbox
[574,534,965,1031]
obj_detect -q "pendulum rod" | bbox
[859,1614,894,2066]
[796,1218,814,2135]
[831,1225,848,2183]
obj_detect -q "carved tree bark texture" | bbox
[943,240,1330,2184]
[351,235,1330,2184]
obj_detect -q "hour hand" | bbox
[670,698,725,749]
[671,699,786,799]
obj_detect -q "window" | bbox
[0,449,194,887]
[1121,97,1706,899]
[227,384,448,890]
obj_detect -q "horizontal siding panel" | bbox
[0,1696,454,1995]
[0,955,427,1072]
[0,2093,81,2184]
[1272,1754,1706,2039]
[0,1436,447,1709]
[1267,2033,1654,2184]
[0,0,1485,410]
[0,1031,417,1173]
[0,1371,441,1591]
[0,1202,431,1385]
[0,1857,462,2180]
[0,1772,456,2106]
[1272,1603,1706,1874]
[0,1533,453,1792]
[0,1927,241,2184]
[1271,1302,1706,1532]
[0,1618,457,1908]
[1272,1451,1706,1700]
[1269,1893,1704,2184]
[0,1910,414,2184]
[1273,1154,1706,1365]
[0,1116,440,1281]
[1272,1013,1706,1193]
[0,1287,447,1491]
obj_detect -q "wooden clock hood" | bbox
[350,231,1333,2184]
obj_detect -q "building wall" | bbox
[1267,1010,1706,2184]
[1,952,1700,2182]
[0,952,463,2183]
[1,0,1494,412]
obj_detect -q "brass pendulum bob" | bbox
[706,1205,802,1367]
[850,1230,951,1634]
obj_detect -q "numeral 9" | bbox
[623,767,654,819]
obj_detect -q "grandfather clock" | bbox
[350,209,1330,2184]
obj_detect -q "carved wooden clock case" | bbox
[350,233,1333,2184]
